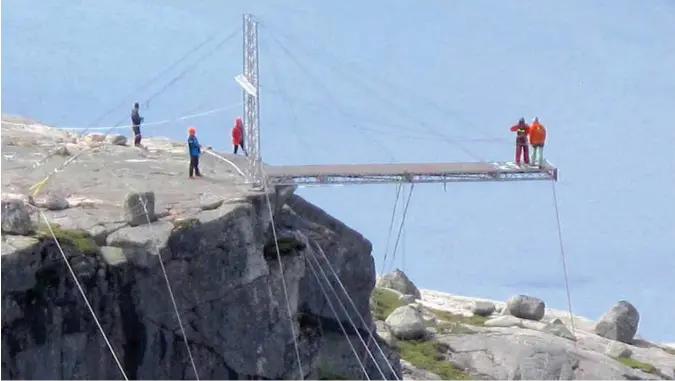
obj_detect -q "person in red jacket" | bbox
[509,117,531,165]
[231,117,248,155]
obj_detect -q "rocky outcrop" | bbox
[507,294,546,321]
[595,301,641,344]
[385,305,427,340]
[376,268,421,300]
[374,269,675,380]
[0,116,400,380]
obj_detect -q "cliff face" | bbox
[0,116,400,380]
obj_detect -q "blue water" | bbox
[3,0,674,341]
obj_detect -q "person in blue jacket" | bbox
[187,126,202,179]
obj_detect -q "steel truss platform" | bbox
[264,161,558,186]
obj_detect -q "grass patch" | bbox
[263,237,306,259]
[615,357,657,374]
[395,340,472,380]
[317,367,348,380]
[436,321,477,335]
[428,307,488,326]
[32,223,99,255]
[170,218,200,230]
[371,287,405,321]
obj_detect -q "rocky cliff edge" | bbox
[0,115,400,379]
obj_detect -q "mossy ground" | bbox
[32,223,99,255]
[317,367,349,380]
[615,357,657,374]
[396,340,473,380]
[371,287,405,321]
[428,307,487,334]
[370,287,477,379]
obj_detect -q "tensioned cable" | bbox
[262,25,487,162]
[87,28,230,128]
[261,175,304,379]
[305,247,385,379]
[551,180,577,341]
[31,148,201,379]
[312,244,400,380]
[259,21,506,146]
[387,183,415,274]
[380,184,402,275]
[74,28,240,143]
[303,250,371,380]
[24,105,240,196]
[260,37,315,164]
[37,210,129,380]
[262,29,397,163]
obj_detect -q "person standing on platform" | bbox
[231,117,248,155]
[130,102,144,147]
[529,117,547,167]
[510,117,531,165]
[187,126,202,179]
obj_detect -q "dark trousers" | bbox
[132,126,142,146]
[189,155,201,177]
[234,140,248,155]
[515,143,530,165]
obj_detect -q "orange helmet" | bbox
[188,126,196,135]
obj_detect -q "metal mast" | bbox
[242,13,262,187]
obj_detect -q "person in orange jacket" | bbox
[509,117,530,165]
[231,117,248,156]
[529,117,547,167]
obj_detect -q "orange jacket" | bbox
[529,121,547,144]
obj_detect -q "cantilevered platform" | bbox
[264,161,558,186]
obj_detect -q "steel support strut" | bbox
[243,13,262,187]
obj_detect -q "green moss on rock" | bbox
[371,287,405,321]
[32,223,99,255]
[615,357,657,374]
[395,340,473,380]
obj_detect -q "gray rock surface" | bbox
[1,116,400,380]
[542,318,577,341]
[385,305,427,340]
[1,199,33,235]
[507,294,546,321]
[376,268,421,299]
[606,342,633,359]
[399,294,417,304]
[439,329,658,380]
[34,193,69,211]
[471,300,496,317]
[595,300,641,344]
[123,191,157,226]
[401,359,442,380]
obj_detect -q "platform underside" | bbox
[264,161,558,186]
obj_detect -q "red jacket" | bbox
[510,123,530,144]
[232,125,243,145]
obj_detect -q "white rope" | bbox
[313,244,400,380]
[202,150,247,179]
[304,250,371,380]
[88,152,201,379]
[136,194,201,379]
[1,103,241,131]
[387,183,415,274]
[305,246,384,380]
[380,183,402,275]
[33,147,202,379]
[261,174,305,379]
[37,210,129,380]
